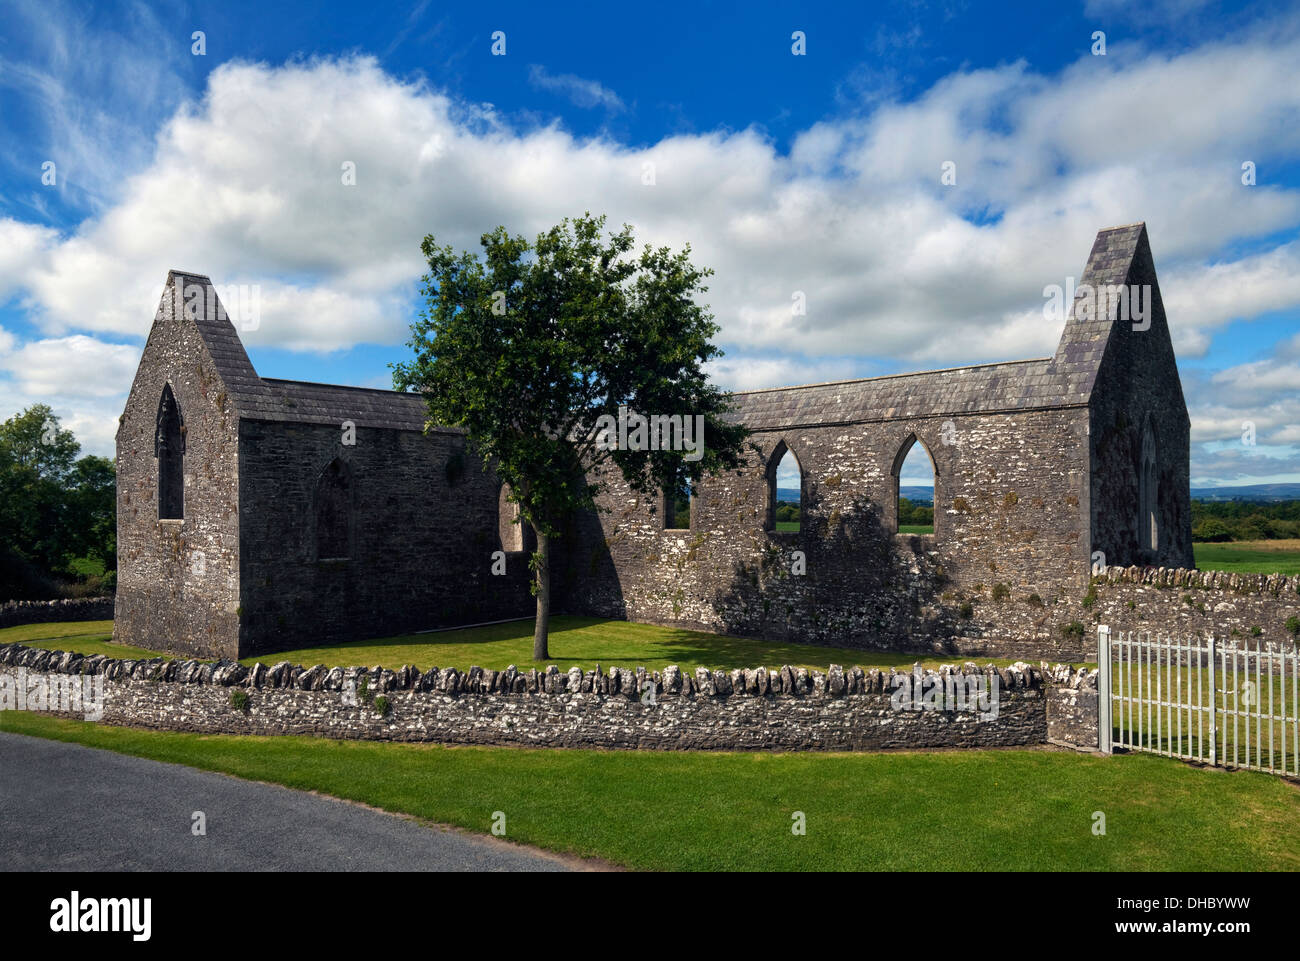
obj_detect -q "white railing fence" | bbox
[1097,626,1300,778]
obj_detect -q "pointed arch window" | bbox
[498,483,536,552]
[1139,419,1159,553]
[765,440,803,533]
[891,434,937,536]
[156,384,184,520]
[663,467,694,532]
[315,459,352,560]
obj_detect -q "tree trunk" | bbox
[532,525,551,661]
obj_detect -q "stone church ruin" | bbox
[115,223,1193,661]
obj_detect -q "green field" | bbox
[3,711,1296,871]
[1195,539,1300,575]
[1,616,1052,674]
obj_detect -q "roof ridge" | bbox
[263,377,417,397]
[727,357,1051,397]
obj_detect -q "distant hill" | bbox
[776,484,1298,505]
[1191,484,1300,502]
[777,485,935,504]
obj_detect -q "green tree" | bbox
[394,214,749,659]
[64,454,117,572]
[0,405,80,575]
[0,406,116,597]
[1191,518,1233,542]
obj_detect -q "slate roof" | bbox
[172,223,1150,435]
[259,379,436,432]
[167,271,443,434]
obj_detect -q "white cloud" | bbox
[0,332,134,457]
[527,65,625,113]
[0,334,139,397]
[0,218,58,300]
[706,355,863,393]
[1185,354,1300,484]
[2,26,1300,468]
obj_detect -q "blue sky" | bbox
[0,0,1298,488]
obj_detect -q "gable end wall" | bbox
[114,280,242,659]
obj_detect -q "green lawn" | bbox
[899,524,933,535]
[0,620,159,659]
[3,711,1296,871]
[1195,539,1300,576]
[0,615,1061,675]
[230,616,1042,674]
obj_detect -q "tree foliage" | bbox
[0,405,116,599]
[393,214,749,658]
[1190,500,1300,542]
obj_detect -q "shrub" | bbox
[229,690,250,714]
[356,675,376,707]
[373,695,391,718]
[959,601,974,620]
[1286,616,1300,637]
[1026,593,1044,608]
[1082,587,1098,609]
[1061,621,1085,640]
[1250,626,1263,637]
[992,583,1010,602]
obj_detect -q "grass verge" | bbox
[1,616,1049,674]
[2,711,1297,871]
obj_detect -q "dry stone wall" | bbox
[0,598,114,630]
[0,641,1099,753]
[822,565,1300,662]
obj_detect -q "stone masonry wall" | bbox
[1046,663,1099,750]
[559,408,1093,662]
[114,277,242,660]
[895,566,1300,662]
[0,641,1079,752]
[1079,566,1300,648]
[1087,235,1195,571]
[237,421,535,657]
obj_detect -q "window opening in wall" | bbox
[893,435,936,535]
[664,467,693,531]
[766,441,802,533]
[315,458,351,560]
[499,483,536,552]
[1139,418,1159,553]
[156,384,184,520]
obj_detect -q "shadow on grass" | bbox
[233,615,1028,673]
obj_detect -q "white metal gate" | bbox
[1097,626,1300,777]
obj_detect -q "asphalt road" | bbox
[0,732,572,872]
